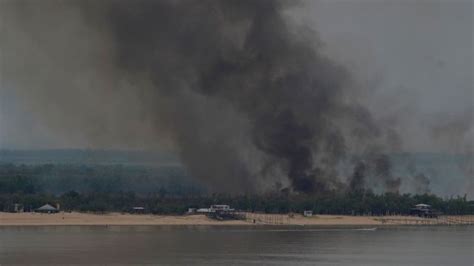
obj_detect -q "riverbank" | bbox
[4,212,472,226]
[0,212,391,226]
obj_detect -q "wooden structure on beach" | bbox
[377,215,474,225]
[238,212,290,225]
[409,204,439,218]
[202,205,240,220]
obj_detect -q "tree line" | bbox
[1,190,472,215]
[0,164,472,215]
[0,163,203,196]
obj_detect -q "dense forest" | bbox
[0,164,472,215]
[1,189,473,215]
[1,149,472,197]
[0,163,203,196]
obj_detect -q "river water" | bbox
[0,225,472,265]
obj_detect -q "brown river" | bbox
[0,225,472,265]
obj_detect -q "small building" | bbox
[131,207,146,214]
[13,203,24,213]
[6,203,24,213]
[303,210,313,217]
[35,204,59,214]
[415,204,431,209]
[196,208,211,213]
[410,203,438,218]
[187,208,197,214]
[197,205,237,220]
[210,205,234,212]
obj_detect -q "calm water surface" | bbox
[0,225,472,265]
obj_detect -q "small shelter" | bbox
[410,203,438,218]
[131,206,146,214]
[13,203,24,213]
[415,204,431,209]
[35,204,59,214]
[196,208,211,213]
[210,205,234,212]
[303,210,313,217]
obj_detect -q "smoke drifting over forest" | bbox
[1,0,472,195]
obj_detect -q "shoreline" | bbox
[1,212,472,226]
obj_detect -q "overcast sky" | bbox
[305,0,472,113]
[295,0,473,153]
[0,0,472,152]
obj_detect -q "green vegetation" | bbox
[0,163,203,196]
[0,163,472,215]
[1,190,472,215]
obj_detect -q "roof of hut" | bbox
[36,204,58,211]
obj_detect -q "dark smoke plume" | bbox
[373,154,401,193]
[413,173,430,195]
[1,0,401,193]
[349,161,366,192]
[348,153,402,194]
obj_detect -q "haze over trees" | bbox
[0,156,472,215]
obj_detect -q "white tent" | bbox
[36,204,59,213]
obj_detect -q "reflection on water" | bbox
[0,225,473,265]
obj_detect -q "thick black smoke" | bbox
[348,153,402,193]
[349,161,367,192]
[84,0,395,193]
[2,0,402,194]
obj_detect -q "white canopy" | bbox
[36,204,58,211]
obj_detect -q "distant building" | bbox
[196,205,235,214]
[131,207,146,214]
[195,205,237,220]
[6,203,25,213]
[410,203,438,218]
[196,208,211,213]
[415,203,431,209]
[210,205,234,212]
[35,204,59,214]
[303,210,313,217]
[13,203,24,213]
[209,205,236,220]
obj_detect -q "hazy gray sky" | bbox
[0,0,472,153]
[295,0,473,153]
[306,0,472,111]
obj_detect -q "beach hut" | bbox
[131,206,146,214]
[210,205,233,212]
[410,203,438,218]
[196,208,211,213]
[35,204,59,214]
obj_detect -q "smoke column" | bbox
[1,0,418,193]
[88,0,402,193]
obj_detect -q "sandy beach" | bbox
[0,212,393,226]
[2,212,472,226]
